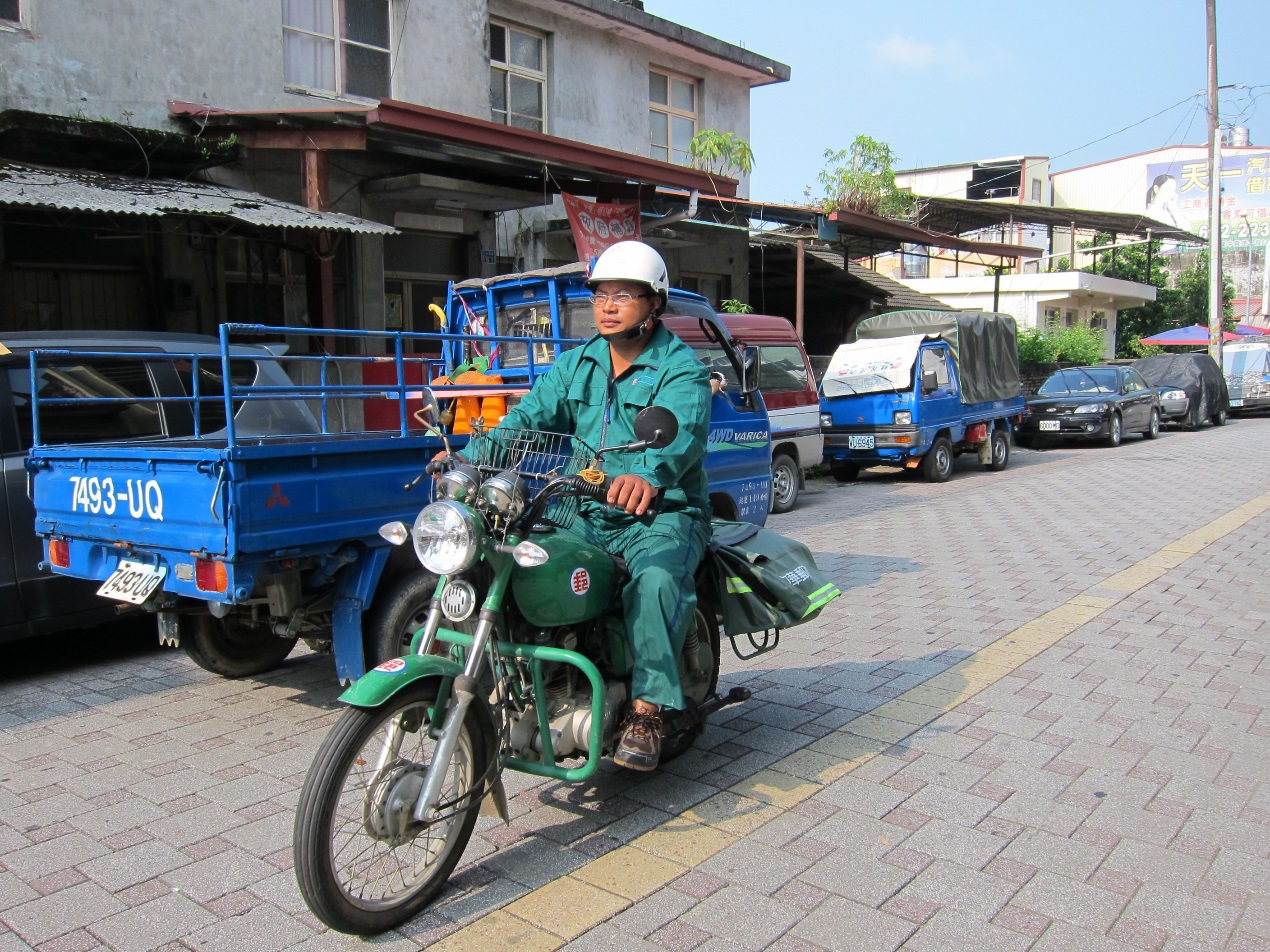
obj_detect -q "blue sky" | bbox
[646,0,1268,205]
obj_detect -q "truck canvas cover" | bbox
[853,310,1022,405]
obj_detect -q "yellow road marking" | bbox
[428,491,1270,951]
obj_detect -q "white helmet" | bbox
[587,241,669,300]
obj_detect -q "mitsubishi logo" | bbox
[265,483,291,508]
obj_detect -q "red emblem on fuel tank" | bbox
[570,567,590,595]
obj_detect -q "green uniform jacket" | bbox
[495,323,711,512]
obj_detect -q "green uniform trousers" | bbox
[566,505,711,710]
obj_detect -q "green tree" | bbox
[818,135,916,220]
[688,130,755,178]
[1084,235,1235,357]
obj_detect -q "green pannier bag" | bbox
[703,519,841,652]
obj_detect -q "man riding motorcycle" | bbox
[453,240,712,770]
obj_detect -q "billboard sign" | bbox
[1146,150,1270,252]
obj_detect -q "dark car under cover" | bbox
[1130,353,1230,428]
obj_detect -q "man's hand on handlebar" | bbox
[607,474,658,516]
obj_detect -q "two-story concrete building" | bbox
[0,0,788,344]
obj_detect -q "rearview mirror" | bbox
[739,344,761,395]
[633,406,679,449]
[921,371,938,394]
[413,387,441,429]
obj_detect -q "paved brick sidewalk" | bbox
[2,418,1268,951]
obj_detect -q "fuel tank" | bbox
[511,532,619,627]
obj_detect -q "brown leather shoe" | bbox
[614,704,662,772]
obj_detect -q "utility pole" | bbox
[1207,0,1224,363]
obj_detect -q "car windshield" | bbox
[1038,369,1115,396]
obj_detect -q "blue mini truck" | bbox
[819,310,1026,483]
[27,276,770,684]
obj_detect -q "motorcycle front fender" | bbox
[338,653,464,707]
[337,656,508,823]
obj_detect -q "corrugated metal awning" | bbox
[0,162,396,234]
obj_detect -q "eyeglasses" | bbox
[589,292,650,307]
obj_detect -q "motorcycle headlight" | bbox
[477,470,528,519]
[1074,402,1109,414]
[411,501,479,575]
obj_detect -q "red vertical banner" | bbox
[562,193,641,262]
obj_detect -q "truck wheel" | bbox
[770,454,799,513]
[921,437,954,483]
[830,461,859,483]
[984,428,1010,471]
[1212,407,1228,426]
[364,570,441,669]
[181,615,298,679]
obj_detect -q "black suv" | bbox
[1,332,315,643]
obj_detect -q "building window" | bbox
[0,1,20,25]
[679,273,729,307]
[283,0,392,100]
[1090,309,1107,330]
[1031,178,1042,203]
[649,68,697,165]
[900,243,928,279]
[490,21,546,132]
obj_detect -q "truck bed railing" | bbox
[28,324,583,450]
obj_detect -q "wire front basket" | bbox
[445,426,599,529]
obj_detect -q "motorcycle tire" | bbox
[363,570,441,669]
[180,614,297,679]
[293,681,487,936]
[661,603,722,764]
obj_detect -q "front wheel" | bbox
[294,682,487,935]
[921,436,954,483]
[1212,407,1228,426]
[1144,408,1160,440]
[1104,413,1123,448]
[181,614,297,678]
[770,454,799,513]
[985,428,1010,471]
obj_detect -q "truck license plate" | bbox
[1230,399,1244,407]
[1039,420,1060,431]
[848,435,875,449]
[97,559,166,605]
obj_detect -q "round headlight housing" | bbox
[435,463,481,503]
[477,470,528,520]
[411,501,479,575]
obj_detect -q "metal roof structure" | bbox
[0,161,397,233]
[653,191,1045,260]
[912,195,1204,244]
[168,99,737,202]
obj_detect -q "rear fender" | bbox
[337,655,507,822]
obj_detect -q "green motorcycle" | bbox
[292,406,751,935]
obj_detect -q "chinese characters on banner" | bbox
[562,193,641,262]
[1146,150,1270,252]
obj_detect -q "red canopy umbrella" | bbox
[1140,324,1241,346]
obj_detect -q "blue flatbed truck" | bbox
[27,274,770,684]
[819,310,1026,483]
